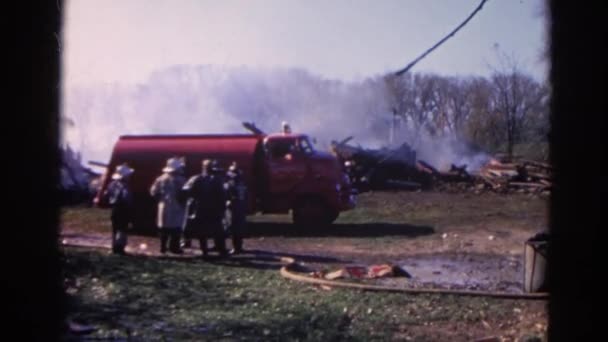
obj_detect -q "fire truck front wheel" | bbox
[292,197,338,227]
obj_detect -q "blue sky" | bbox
[63,0,548,87]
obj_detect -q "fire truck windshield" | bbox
[298,137,315,154]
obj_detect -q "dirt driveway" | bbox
[62,191,549,294]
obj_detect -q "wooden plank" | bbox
[528,172,552,180]
[522,159,553,170]
[479,175,500,189]
[417,160,439,174]
[487,169,518,178]
[508,182,548,188]
[487,170,502,177]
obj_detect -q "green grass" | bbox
[338,192,547,229]
[62,192,547,236]
[61,206,110,234]
[63,247,546,341]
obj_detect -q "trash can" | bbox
[523,233,549,293]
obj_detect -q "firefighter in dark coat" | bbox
[182,159,229,257]
[102,163,134,255]
[224,162,248,254]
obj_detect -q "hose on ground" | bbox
[278,257,549,300]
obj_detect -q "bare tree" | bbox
[464,77,499,150]
[426,76,475,138]
[490,68,547,158]
[446,78,475,137]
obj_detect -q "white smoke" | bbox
[62,65,488,171]
[410,133,490,172]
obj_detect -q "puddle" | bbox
[382,253,524,293]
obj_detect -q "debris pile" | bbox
[60,145,102,205]
[330,137,432,192]
[331,135,552,196]
[474,158,552,195]
[425,157,552,195]
[312,264,412,280]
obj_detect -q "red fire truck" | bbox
[94,131,356,231]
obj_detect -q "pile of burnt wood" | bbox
[330,135,552,195]
[330,138,433,192]
[417,157,552,195]
[59,146,102,206]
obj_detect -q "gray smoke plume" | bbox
[62,65,488,171]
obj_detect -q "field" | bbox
[61,191,549,341]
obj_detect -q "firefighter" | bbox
[344,160,355,183]
[181,197,195,249]
[224,162,248,254]
[210,160,231,255]
[182,159,229,257]
[176,162,193,249]
[150,157,187,254]
[281,121,292,134]
[102,163,134,255]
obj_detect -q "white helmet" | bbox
[111,163,134,180]
[162,157,184,173]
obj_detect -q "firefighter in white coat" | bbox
[150,157,187,254]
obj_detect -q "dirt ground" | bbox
[62,191,548,292]
[61,190,549,340]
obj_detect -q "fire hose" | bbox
[277,256,549,300]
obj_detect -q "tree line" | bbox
[383,66,550,161]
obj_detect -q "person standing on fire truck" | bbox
[182,159,229,257]
[150,157,187,254]
[224,162,248,254]
[281,121,292,134]
[102,163,134,255]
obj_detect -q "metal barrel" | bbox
[523,240,548,293]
